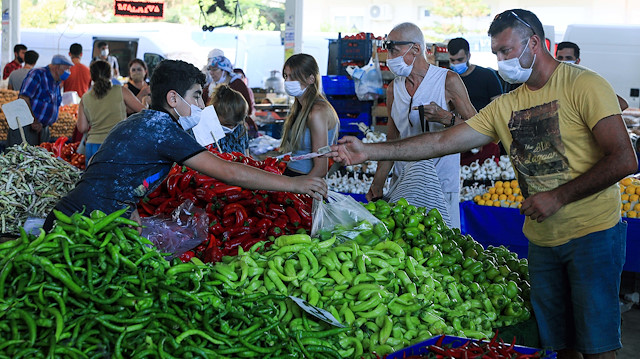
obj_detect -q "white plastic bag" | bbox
[347,53,384,101]
[311,191,388,245]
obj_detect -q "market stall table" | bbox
[459,201,640,272]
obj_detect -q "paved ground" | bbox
[619,306,640,359]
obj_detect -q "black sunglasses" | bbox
[495,11,534,35]
[382,40,414,52]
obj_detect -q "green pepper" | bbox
[442,254,456,267]
[505,281,518,299]
[364,202,376,213]
[403,227,421,241]
[474,271,486,283]
[426,251,443,268]
[449,247,463,264]
[373,222,389,238]
[393,227,403,241]
[488,283,505,296]
[498,265,511,277]
[467,261,483,275]
[427,208,443,222]
[468,282,481,294]
[450,263,462,274]
[395,198,409,207]
[423,215,436,227]
[375,200,392,218]
[464,247,478,259]
[459,270,474,284]
[404,215,421,228]
[381,218,395,232]
[490,294,508,310]
[393,213,406,227]
[462,257,476,269]
[428,231,444,244]
[405,205,417,215]
[485,266,500,281]
[411,247,424,261]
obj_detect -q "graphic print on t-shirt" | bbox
[508,101,571,198]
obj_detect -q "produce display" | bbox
[0,210,348,358]
[39,137,86,170]
[0,89,20,141]
[0,144,81,234]
[621,176,640,218]
[397,334,547,359]
[471,180,523,208]
[138,148,313,263]
[50,104,79,138]
[461,156,515,182]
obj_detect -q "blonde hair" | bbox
[209,84,248,127]
[280,54,338,153]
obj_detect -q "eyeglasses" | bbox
[495,11,534,35]
[382,40,414,53]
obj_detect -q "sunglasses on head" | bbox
[382,40,414,52]
[495,11,535,34]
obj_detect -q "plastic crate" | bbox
[338,192,367,203]
[387,335,556,359]
[328,98,373,116]
[339,112,370,134]
[322,76,355,96]
[338,37,373,61]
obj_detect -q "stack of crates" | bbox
[322,75,373,139]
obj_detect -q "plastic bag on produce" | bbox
[347,53,384,102]
[140,199,209,259]
[311,191,388,245]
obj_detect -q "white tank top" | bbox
[391,64,460,193]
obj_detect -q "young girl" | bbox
[280,54,339,177]
[209,84,249,155]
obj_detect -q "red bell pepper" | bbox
[256,205,278,220]
[268,203,286,215]
[223,203,248,227]
[52,136,68,158]
[179,250,195,263]
[203,235,223,263]
[222,226,251,240]
[222,233,255,251]
[240,237,267,252]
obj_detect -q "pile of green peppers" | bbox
[208,220,532,357]
[0,210,349,358]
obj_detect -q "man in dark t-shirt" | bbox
[448,37,503,165]
[44,60,327,230]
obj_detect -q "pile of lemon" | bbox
[472,180,524,208]
[620,177,640,218]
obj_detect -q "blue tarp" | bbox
[459,201,640,273]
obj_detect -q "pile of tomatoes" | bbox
[342,32,384,40]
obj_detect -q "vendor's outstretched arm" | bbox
[184,151,327,199]
[329,122,492,165]
[520,114,637,222]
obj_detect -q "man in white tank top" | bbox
[368,22,477,228]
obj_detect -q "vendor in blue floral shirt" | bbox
[7,54,73,147]
[209,84,250,155]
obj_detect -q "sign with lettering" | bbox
[114,1,164,18]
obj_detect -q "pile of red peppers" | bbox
[137,147,313,264]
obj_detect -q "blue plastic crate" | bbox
[339,112,370,134]
[322,76,355,96]
[338,38,373,61]
[387,335,556,359]
[338,192,367,203]
[328,98,373,116]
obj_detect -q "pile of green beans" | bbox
[0,209,346,358]
[210,233,529,357]
[0,144,81,234]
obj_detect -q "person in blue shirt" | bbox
[7,54,73,147]
[44,59,327,230]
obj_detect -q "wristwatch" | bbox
[446,112,456,128]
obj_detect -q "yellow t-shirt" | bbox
[467,63,622,246]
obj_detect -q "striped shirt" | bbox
[20,66,62,127]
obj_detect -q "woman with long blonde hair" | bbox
[280,54,339,177]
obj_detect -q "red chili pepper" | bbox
[240,237,267,251]
[179,250,195,263]
[268,203,286,215]
[223,192,246,203]
[203,235,223,263]
[223,233,255,251]
[256,205,278,220]
[179,170,195,191]
[147,196,168,206]
[216,152,236,161]
[213,185,243,195]
[222,226,251,240]
[223,203,248,227]
[179,192,197,203]
[274,215,288,229]
[262,165,282,174]
[138,201,155,216]
[285,206,301,228]
[208,221,224,236]
[256,218,272,229]
[52,136,68,158]
[154,198,173,215]
[166,174,182,197]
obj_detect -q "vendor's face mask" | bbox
[173,94,203,130]
[387,44,416,77]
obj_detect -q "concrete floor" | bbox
[619,306,640,359]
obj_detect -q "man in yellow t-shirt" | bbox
[329,9,637,359]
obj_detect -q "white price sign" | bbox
[288,296,346,328]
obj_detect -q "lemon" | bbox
[489,187,496,194]
[621,177,633,186]
[623,202,631,211]
[620,186,626,193]
[630,194,639,202]
[508,194,516,202]
[485,200,494,207]
[503,181,511,189]
[498,194,507,201]
[482,193,491,200]
[478,199,486,206]
[495,181,504,188]
[634,203,640,211]
[511,180,518,188]
[625,185,636,195]
[496,187,505,195]
[515,195,524,202]
[622,194,630,203]
[500,201,510,208]
[628,211,638,218]
[494,201,502,207]
[504,187,513,195]
[636,187,640,195]
[473,195,481,202]
[513,188,521,195]
[517,203,522,209]
[491,194,499,201]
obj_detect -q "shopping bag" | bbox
[311,191,388,245]
[347,53,384,101]
[140,199,209,259]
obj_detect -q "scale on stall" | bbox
[1,99,34,144]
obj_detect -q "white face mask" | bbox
[497,38,536,84]
[174,94,203,130]
[101,49,109,57]
[284,80,307,97]
[562,60,576,64]
[387,45,416,77]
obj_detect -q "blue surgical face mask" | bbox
[60,69,71,81]
[450,62,468,75]
[173,94,202,130]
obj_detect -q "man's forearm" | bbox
[367,132,445,162]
